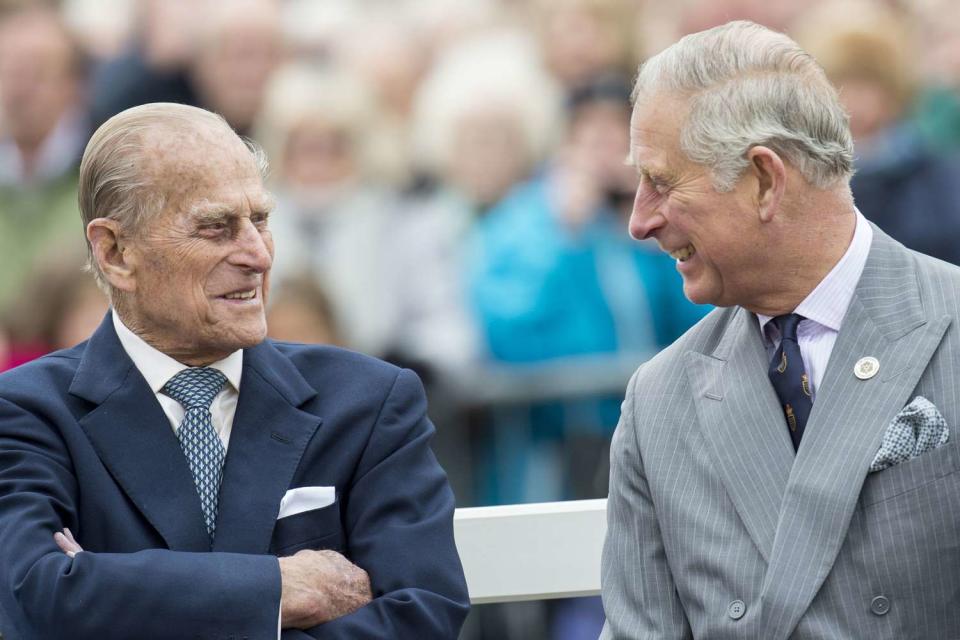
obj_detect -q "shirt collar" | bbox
[757,208,873,335]
[112,309,243,393]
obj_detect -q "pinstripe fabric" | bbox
[600,226,960,639]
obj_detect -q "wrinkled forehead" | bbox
[142,123,263,204]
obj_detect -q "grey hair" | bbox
[78,103,268,292]
[634,20,854,191]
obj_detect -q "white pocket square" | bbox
[277,486,336,520]
[869,396,950,473]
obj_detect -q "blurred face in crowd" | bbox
[283,120,357,189]
[449,107,530,208]
[116,127,274,365]
[0,8,79,149]
[345,23,429,119]
[834,76,899,142]
[628,93,767,308]
[567,100,637,205]
[192,4,281,133]
[542,4,627,87]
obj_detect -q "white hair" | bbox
[78,103,267,291]
[634,20,854,191]
[411,29,562,177]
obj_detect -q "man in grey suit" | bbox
[601,20,960,639]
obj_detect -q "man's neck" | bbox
[113,305,232,368]
[745,193,858,317]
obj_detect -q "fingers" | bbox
[279,549,373,629]
[53,528,84,558]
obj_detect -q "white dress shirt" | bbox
[757,210,873,400]
[112,311,242,448]
[113,312,285,636]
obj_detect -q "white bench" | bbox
[453,499,607,604]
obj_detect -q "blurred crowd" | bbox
[1,0,959,636]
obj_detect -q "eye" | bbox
[641,171,670,195]
[251,211,270,228]
[197,220,230,237]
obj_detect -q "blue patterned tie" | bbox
[162,367,228,541]
[768,314,813,451]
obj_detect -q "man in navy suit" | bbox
[0,103,469,639]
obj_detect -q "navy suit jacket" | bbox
[0,315,469,639]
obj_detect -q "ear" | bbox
[745,146,786,223]
[86,218,138,293]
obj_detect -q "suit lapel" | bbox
[760,229,951,638]
[686,307,794,562]
[212,340,321,553]
[70,314,211,551]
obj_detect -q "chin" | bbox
[218,323,268,353]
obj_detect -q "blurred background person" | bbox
[796,0,960,265]
[189,0,282,137]
[89,0,281,137]
[336,7,433,192]
[266,271,343,348]
[87,0,205,128]
[532,0,639,91]
[400,28,564,377]
[0,1,90,317]
[256,63,405,360]
[912,0,960,152]
[1,244,107,370]
[466,72,709,506]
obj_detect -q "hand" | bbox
[278,549,372,629]
[53,528,84,558]
[550,152,605,232]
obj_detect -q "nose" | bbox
[231,218,273,273]
[628,188,666,241]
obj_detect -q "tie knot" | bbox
[772,313,804,342]
[162,367,227,410]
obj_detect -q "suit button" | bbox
[728,600,746,620]
[870,595,890,616]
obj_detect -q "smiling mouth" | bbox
[221,289,257,301]
[669,245,696,262]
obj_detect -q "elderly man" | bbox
[0,103,469,639]
[601,21,960,639]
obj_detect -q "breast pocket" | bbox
[270,498,343,556]
[860,436,959,507]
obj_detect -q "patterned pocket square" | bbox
[869,396,950,472]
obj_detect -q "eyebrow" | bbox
[188,195,276,222]
[256,192,277,215]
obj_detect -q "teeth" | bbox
[224,290,256,300]
[670,245,696,262]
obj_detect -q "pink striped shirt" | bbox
[757,210,873,400]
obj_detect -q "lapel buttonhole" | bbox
[270,431,292,444]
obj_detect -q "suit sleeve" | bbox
[286,368,469,639]
[600,369,692,639]
[0,396,282,640]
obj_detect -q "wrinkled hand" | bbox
[53,528,83,558]
[279,549,372,629]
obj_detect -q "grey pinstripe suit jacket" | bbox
[601,227,960,639]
